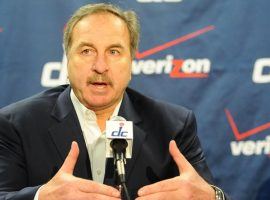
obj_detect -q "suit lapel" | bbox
[104,91,147,186]
[49,86,92,179]
[118,91,147,182]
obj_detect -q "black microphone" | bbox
[110,139,128,184]
[106,116,133,200]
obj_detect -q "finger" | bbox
[169,140,193,173]
[80,192,121,200]
[75,178,120,197]
[136,191,172,200]
[60,141,80,174]
[138,177,179,196]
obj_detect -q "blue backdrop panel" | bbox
[1,0,270,199]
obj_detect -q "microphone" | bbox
[105,116,133,159]
[110,138,128,183]
[106,116,133,200]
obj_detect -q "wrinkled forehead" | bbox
[70,13,131,50]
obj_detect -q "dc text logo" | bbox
[252,58,270,83]
[41,53,68,87]
[111,123,128,137]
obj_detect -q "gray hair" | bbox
[63,3,140,58]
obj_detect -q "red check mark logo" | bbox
[169,59,209,78]
[225,109,270,141]
[135,25,215,59]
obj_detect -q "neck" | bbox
[92,97,123,132]
[94,106,116,132]
[71,89,122,133]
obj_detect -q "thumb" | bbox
[60,141,80,174]
[169,140,194,174]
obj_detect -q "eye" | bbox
[109,49,120,56]
[81,47,96,56]
[81,49,90,55]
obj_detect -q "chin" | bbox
[85,99,113,109]
[83,92,121,109]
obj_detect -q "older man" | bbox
[0,3,227,200]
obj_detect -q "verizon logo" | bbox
[225,109,270,156]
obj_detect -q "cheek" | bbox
[113,65,131,83]
[116,59,132,76]
[68,62,88,86]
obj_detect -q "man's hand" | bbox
[136,140,215,200]
[39,141,120,200]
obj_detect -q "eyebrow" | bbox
[76,42,125,50]
[76,42,95,49]
[108,44,125,49]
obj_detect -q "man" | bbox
[0,3,227,200]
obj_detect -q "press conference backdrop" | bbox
[1,0,270,199]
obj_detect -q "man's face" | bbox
[67,13,132,111]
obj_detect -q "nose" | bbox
[91,54,109,74]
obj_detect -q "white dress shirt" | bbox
[70,89,121,183]
[34,89,121,200]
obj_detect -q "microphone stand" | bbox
[110,139,131,200]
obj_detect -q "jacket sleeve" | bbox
[174,110,214,183]
[175,110,230,200]
[0,114,40,200]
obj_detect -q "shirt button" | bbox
[97,169,101,175]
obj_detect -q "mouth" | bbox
[87,75,112,90]
[90,81,110,88]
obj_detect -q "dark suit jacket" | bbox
[0,85,214,200]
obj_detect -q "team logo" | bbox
[106,120,133,158]
[41,51,68,87]
[225,109,270,156]
[111,122,128,137]
[252,58,270,83]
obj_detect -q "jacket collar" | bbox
[51,85,73,121]
[49,86,147,184]
[49,85,92,179]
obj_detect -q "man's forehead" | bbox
[72,13,129,38]
[71,15,129,41]
[76,12,126,29]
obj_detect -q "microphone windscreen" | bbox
[105,116,133,159]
